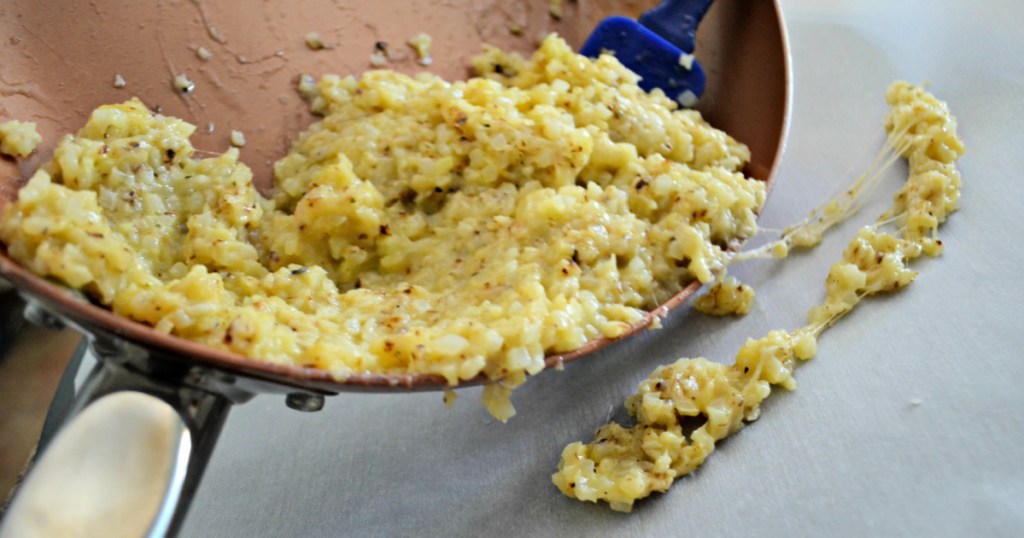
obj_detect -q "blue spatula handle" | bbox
[579,0,714,103]
[638,0,715,54]
[580,17,707,102]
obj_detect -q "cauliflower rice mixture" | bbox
[553,82,964,510]
[0,120,42,158]
[0,36,764,419]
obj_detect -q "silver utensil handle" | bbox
[0,357,231,538]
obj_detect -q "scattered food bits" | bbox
[112,74,127,89]
[229,130,246,147]
[297,74,317,101]
[909,398,923,406]
[305,32,325,50]
[371,40,408,63]
[482,383,516,422]
[676,89,698,108]
[0,120,42,157]
[509,24,525,37]
[195,46,212,61]
[369,50,389,67]
[443,388,457,408]
[549,0,563,20]
[771,242,789,258]
[206,122,216,134]
[173,73,196,94]
[407,33,433,66]
[678,52,695,70]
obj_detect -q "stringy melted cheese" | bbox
[553,81,964,511]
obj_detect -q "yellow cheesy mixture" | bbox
[0,120,42,158]
[552,81,963,511]
[0,35,764,420]
[692,274,755,316]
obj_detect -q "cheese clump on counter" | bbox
[0,120,42,158]
[553,81,964,510]
[0,35,763,420]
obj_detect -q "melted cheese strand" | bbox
[732,128,912,264]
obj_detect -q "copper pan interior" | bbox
[0,0,790,393]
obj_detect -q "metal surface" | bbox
[1,391,200,538]
[0,292,80,505]
[1,297,331,536]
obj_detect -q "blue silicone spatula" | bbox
[580,0,714,106]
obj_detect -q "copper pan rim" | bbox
[0,249,703,393]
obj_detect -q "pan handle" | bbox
[0,356,231,538]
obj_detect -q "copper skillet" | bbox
[0,0,789,535]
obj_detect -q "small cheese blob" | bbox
[0,120,42,158]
